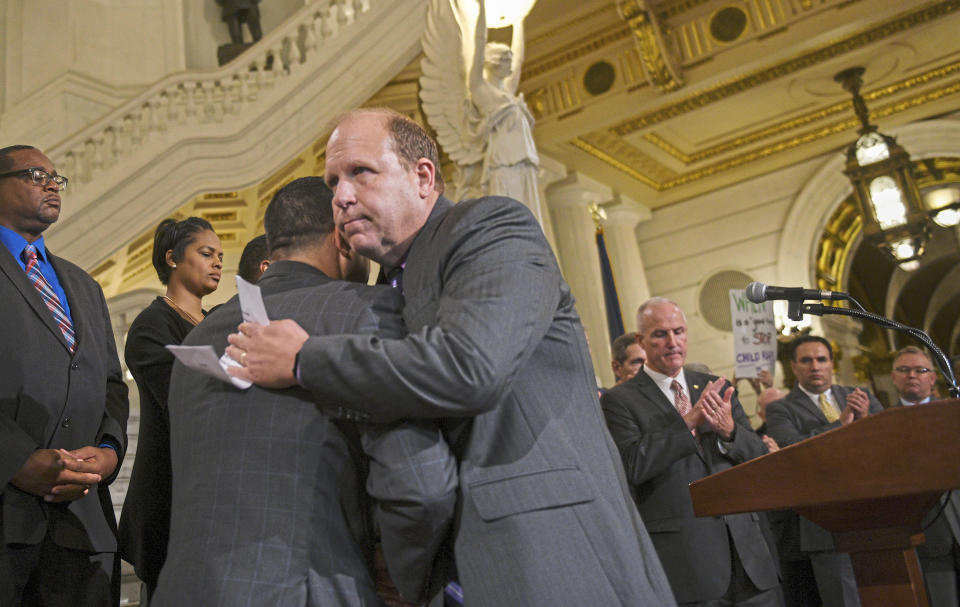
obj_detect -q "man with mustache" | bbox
[0,145,128,606]
[766,335,883,607]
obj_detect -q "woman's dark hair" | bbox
[152,216,214,284]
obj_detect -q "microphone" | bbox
[745,282,846,304]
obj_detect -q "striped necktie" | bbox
[22,244,76,352]
[671,379,696,436]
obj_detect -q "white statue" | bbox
[420,0,544,223]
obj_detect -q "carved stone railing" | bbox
[46,0,426,270]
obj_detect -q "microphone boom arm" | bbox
[801,303,960,398]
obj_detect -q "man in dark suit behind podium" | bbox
[0,145,128,606]
[891,345,960,607]
[602,297,782,606]
[766,335,883,607]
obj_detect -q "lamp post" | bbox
[836,67,928,270]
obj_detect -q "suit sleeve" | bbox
[765,396,838,447]
[298,198,559,422]
[361,421,457,602]
[717,388,767,463]
[600,388,699,486]
[353,287,458,601]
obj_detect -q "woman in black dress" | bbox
[119,217,223,604]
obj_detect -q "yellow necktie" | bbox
[818,392,839,422]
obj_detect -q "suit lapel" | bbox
[634,370,705,462]
[789,386,825,422]
[0,244,71,351]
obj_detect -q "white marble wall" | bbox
[635,155,827,382]
[0,0,187,149]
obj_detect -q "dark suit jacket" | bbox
[0,244,128,553]
[296,197,676,606]
[601,368,780,603]
[153,261,456,606]
[766,384,883,553]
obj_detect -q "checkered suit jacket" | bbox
[153,261,456,606]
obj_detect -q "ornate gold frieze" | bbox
[620,0,685,91]
[611,0,960,136]
[523,23,633,81]
[576,77,960,190]
[644,60,960,165]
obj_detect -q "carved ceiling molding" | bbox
[619,0,684,92]
[611,0,959,136]
[643,60,960,165]
[573,74,960,191]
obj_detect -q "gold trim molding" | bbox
[611,0,960,135]
[574,75,960,191]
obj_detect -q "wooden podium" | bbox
[689,400,960,607]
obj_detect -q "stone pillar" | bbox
[820,314,865,387]
[537,154,567,262]
[546,172,615,387]
[602,194,652,333]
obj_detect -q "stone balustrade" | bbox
[51,0,371,190]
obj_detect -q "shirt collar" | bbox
[0,225,47,262]
[899,396,931,407]
[645,365,688,394]
[798,383,833,406]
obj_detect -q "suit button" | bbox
[61,417,72,429]
[71,361,79,370]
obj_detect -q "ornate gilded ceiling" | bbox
[521,0,960,206]
[95,0,960,300]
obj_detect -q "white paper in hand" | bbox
[167,345,252,389]
[236,275,269,325]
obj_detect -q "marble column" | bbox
[602,195,652,333]
[821,314,865,387]
[546,172,615,387]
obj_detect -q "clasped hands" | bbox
[12,446,118,503]
[684,377,736,440]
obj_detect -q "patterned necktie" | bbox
[670,379,696,436]
[22,244,76,352]
[818,392,839,422]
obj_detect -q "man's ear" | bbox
[259,259,271,274]
[414,158,436,197]
[164,249,176,268]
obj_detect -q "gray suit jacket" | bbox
[153,261,457,606]
[602,369,780,603]
[766,384,883,553]
[0,244,128,553]
[297,197,676,606]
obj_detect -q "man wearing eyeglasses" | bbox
[0,145,128,607]
[891,346,960,607]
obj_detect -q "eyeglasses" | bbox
[893,366,933,375]
[0,167,69,191]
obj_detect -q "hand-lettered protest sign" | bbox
[730,289,776,379]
